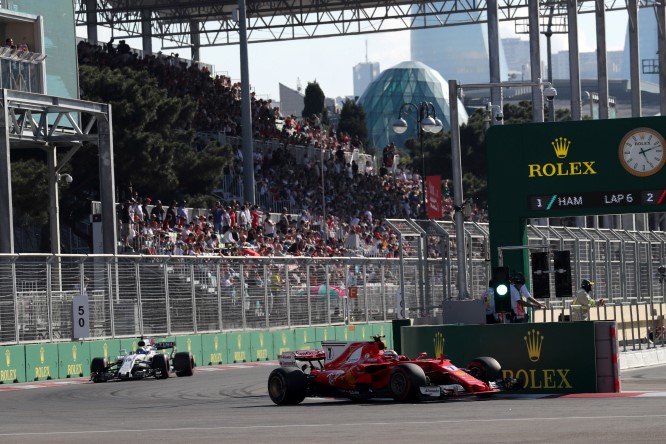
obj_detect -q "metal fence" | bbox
[2,222,666,346]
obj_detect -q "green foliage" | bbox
[397,101,540,206]
[337,99,369,148]
[302,81,328,123]
[11,157,49,225]
[76,65,232,203]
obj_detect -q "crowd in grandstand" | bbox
[78,39,488,257]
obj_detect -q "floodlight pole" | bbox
[448,78,553,299]
[392,102,443,219]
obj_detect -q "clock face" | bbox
[619,127,666,177]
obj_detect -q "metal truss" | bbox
[73,0,645,49]
[2,90,109,148]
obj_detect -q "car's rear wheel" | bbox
[90,357,109,383]
[268,367,307,405]
[152,353,170,379]
[173,352,194,377]
[467,356,502,383]
[389,363,426,402]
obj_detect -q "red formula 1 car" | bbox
[268,335,519,405]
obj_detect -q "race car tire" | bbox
[174,352,194,377]
[389,363,426,403]
[152,353,170,379]
[90,357,109,383]
[467,356,502,383]
[267,367,307,405]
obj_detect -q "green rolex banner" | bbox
[401,323,598,394]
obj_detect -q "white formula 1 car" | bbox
[90,339,195,382]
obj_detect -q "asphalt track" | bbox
[0,363,665,444]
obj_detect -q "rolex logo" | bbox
[237,334,242,349]
[214,336,219,351]
[72,345,77,362]
[344,329,348,340]
[40,347,45,364]
[187,337,192,352]
[524,329,544,362]
[260,334,264,347]
[303,331,308,343]
[103,343,109,359]
[433,332,445,359]
[281,333,287,346]
[552,137,571,159]
[5,349,10,367]
[323,330,328,341]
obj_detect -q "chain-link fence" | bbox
[2,222,666,345]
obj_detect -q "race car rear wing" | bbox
[278,350,325,367]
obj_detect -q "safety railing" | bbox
[533,297,666,352]
[3,231,666,346]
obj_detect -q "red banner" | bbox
[426,175,443,219]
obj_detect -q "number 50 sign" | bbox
[72,295,90,339]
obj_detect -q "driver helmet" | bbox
[581,279,594,293]
[383,349,399,361]
[137,340,147,354]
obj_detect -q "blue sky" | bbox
[78,9,629,101]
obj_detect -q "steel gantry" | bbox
[0,90,117,255]
[74,0,640,49]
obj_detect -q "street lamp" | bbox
[448,78,556,299]
[392,102,443,219]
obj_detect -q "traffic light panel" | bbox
[554,250,573,298]
[492,266,512,313]
[531,252,550,298]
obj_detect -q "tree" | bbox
[302,81,328,124]
[337,99,369,149]
[11,156,49,225]
[399,101,538,207]
[75,65,232,204]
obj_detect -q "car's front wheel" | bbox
[267,367,307,405]
[90,357,109,383]
[389,363,426,402]
[173,352,194,377]
[152,353,170,379]
[467,356,502,383]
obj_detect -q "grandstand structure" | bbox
[0,3,117,256]
[2,2,666,347]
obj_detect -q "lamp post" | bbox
[392,102,443,219]
[448,78,556,299]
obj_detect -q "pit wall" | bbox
[399,321,618,394]
[0,323,393,384]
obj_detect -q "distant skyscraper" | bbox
[353,61,380,98]
[621,6,659,85]
[502,37,531,80]
[411,21,509,85]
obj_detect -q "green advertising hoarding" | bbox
[486,116,666,272]
[201,333,227,365]
[228,332,251,363]
[273,329,295,355]
[57,342,90,378]
[401,323,597,393]
[250,331,272,361]
[175,335,203,367]
[0,345,25,383]
[25,343,59,381]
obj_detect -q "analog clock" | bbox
[619,127,666,177]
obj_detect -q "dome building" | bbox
[357,61,468,150]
